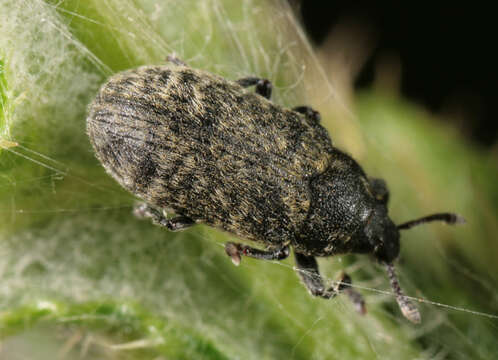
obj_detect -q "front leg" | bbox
[294,251,366,313]
[225,242,289,266]
[133,203,194,231]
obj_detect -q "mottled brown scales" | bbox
[87,61,463,323]
[87,65,332,245]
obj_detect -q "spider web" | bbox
[0,0,497,359]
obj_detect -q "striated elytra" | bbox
[87,57,464,322]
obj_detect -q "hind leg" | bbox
[225,242,289,266]
[133,203,194,231]
[236,77,272,99]
[166,54,187,66]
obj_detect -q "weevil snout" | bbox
[364,207,400,263]
[373,219,400,263]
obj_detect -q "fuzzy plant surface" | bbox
[1,0,497,359]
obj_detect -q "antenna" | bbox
[397,212,465,231]
[385,263,421,323]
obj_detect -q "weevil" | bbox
[87,56,464,323]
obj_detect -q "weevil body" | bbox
[87,58,463,322]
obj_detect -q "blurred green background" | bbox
[1,1,497,359]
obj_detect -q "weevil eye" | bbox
[375,237,399,263]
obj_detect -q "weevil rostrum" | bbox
[87,56,464,323]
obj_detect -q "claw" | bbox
[133,203,149,218]
[225,242,241,266]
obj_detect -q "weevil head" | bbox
[365,206,400,263]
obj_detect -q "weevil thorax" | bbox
[298,149,400,260]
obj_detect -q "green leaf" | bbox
[1,1,496,359]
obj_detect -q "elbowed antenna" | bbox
[385,263,421,323]
[389,211,465,322]
[397,212,465,231]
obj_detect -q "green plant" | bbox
[1,1,496,359]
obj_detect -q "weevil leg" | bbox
[294,251,334,298]
[369,177,390,204]
[293,106,321,123]
[337,272,367,314]
[165,216,195,231]
[166,54,187,66]
[294,251,366,313]
[224,242,289,266]
[236,77,272,99]
[133,203,194,232]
